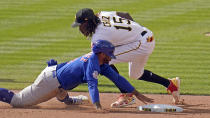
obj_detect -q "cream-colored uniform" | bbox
[91,11,155,79]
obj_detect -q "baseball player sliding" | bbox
[0,40,153,110]
[72,8,182,107]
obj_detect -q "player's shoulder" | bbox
[83,52,94,57]
[87,53,101,71]
[83,52,97,61]
[99,11,117,16]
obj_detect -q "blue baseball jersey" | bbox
[56,52,134,103]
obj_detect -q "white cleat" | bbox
[69,95,89,104]
[111,94,135,108]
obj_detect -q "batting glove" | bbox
[47,59,57,66]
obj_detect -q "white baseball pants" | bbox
[110,30,155,79]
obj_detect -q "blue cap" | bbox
[92,40,116,59]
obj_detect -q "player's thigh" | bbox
[129,55,150,79]
[110,41,154,64]
[11,66,60,107]
[110,42,140,64]
[110,49,139,64]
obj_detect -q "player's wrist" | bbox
[131,89,138,95]
[94,101,102,110]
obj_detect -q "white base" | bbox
[138,104,183,112]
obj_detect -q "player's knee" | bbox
[129,72,143,80]
[138,70,152,80]
[10,94,28,107]
[10,95,22,107]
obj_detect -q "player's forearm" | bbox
[88,82,100,104]
[131,89,139,96]
[131,89,154,104]
[101,66,135,93]
[88,90,99,103]
[88,85,102,110]
[116,12,134,21]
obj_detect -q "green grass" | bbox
[0,0,210,95]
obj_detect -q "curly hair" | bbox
[83,16,101,37]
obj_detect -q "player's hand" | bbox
[136,93,154,104]
[47,59,57,66]
[94,102,102,110]
[95,105,109,113]
[132,89,154,104]
[96,107,102,111]
[96,108,109,113]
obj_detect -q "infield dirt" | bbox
[0,92,210,118]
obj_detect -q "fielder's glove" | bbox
[47,59,57,66]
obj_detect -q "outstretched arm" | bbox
[101,64,154,104]
[116,12,134,21]
[101,64,135,93]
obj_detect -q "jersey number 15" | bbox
[102,16,132,31]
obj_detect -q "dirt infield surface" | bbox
[0,92,210,118]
